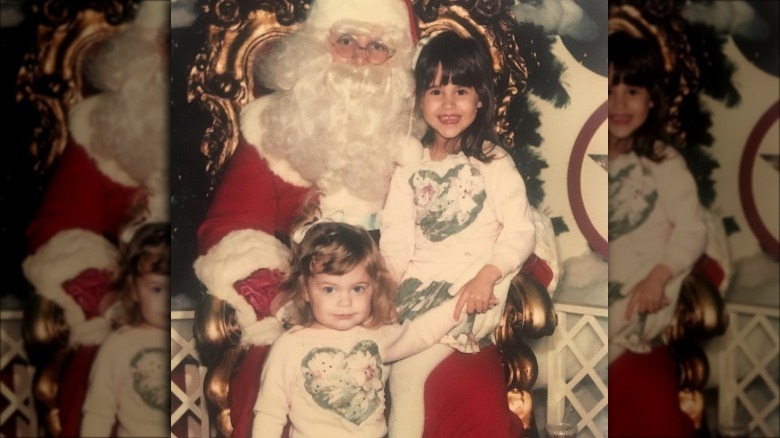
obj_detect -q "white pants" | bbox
[388,344,454,437]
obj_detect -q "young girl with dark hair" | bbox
[608,31,706,437]
[380,31,535,437]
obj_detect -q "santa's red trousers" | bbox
[609,345,695,437]
[58,345,99,437]
[230,344,523,438]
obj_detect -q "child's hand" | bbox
[625,264,673,319]
[454,265,502,318]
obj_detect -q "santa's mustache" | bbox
[314,62,396,102]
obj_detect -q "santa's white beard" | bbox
[89,29,168,187]
[90,73,168,186]
[260,57,414,204]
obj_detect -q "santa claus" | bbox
[21,1,168,435]
[194,0,538,436]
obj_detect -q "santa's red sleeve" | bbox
[23,136,139,345]
[195,98,313,345]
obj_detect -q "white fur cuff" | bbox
[69,316,112,346]
[241,316,285,346]
[22,229,119,328]
[531,208,560,292]
[194,229,291,329]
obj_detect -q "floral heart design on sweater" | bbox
[301,340,385,425]
[130,347,168,412]
[608,159,658,241]
[409,163,486,242]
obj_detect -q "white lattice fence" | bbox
[547,303,608,438]
[171,311,211,438]
[0,311,37,438]
[718,303,780,437]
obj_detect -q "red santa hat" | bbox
[307,0,419,43]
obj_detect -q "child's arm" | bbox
[81,337,118,437]
[454,150,536,315]
[454,264,502,315]
[381,297,464,362]
[483,150,536,281]
[380,166,416,282]
[626,153,706,318]
[624,264,673,318]
[655,152,707,279]
[253,339,293,437]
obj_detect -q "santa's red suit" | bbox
[22,3,168,434]
[193,52,562,438]
[196,118,559,438]
[23,99,166,437]
[193,1,560,437]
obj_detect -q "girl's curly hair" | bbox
[282,213,397,328]
[114,222,170,326]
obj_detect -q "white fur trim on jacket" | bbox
[394,135,424,167]
[531,208,560,293]
[69,315,113,346]
[194,228,291,336]
[240,98,311,188]
[703,208,731,293]
[241,315,286,346]
[22,229,119,336]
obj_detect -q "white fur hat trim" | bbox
[308,0,411,34]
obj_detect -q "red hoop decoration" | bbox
[739,100,780,260]
[567,101,609,260]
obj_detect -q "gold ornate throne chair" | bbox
[16,1,138,436]
[188,1,558,436]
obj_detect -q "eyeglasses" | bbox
[328,33,396,65]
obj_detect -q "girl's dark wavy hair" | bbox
[609,32,673,161]
[414,31,499,162]
[114,222,170,326]
[281,214,397,329]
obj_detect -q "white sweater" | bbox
[252,298,461,438]
[81,326,168,437]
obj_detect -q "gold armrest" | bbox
[494,271,558,387]
[495,272,557,437]
[667,273,729,344]
[500,272,558,340]
[667,273,729,432]
[203,346,244,438]
[22,295,69,366]
[193,294,242,367]
[193,294,245,437]
[23,295,71,438]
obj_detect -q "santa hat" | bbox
[307,0,419,43]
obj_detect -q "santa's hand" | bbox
[625,264,673,319]
[62,268,114,319]
[233,269,285,319]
